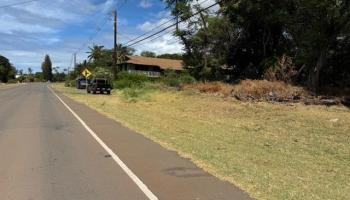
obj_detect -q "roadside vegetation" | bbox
[0,55,16,83]
[54,80,350,200]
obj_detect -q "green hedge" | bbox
[162,70,196,87]
[114,72,149,89]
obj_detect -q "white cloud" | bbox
[0,0,120,71]
[135,36,183,55]
[133,9,185,55]
[0,14,55,34]
[137,18,174,32]
[139,0,153,8]
[135,18,183,55]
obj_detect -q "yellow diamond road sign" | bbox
[82,69,92,78]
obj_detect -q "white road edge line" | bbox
[48,86,159,200]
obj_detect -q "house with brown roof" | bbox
[119,55,184,77]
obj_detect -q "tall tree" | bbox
[157,53,183,60]
[28,67,33,75]
[41,55,53,81]
[289,0,350,92]
[0,55,16,83]
[141,51,156,57]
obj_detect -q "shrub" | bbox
[179,73,196,84]
[114,72,148,89]
[94,67,113,79]
[65,79,76,87]
[162,70,196,87]
[263,55,298,83]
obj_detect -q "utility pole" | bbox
[72,52,76,78]
[113,9,118,76]
[73,53,77,69]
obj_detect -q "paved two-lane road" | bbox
[0,84,251,200]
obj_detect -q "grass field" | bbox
[53,84,350,200]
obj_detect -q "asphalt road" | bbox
[0,83,251,200]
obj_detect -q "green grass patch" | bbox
[53,83,350,200]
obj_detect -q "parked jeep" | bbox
[87,78,112,95]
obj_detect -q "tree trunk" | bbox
[308,50,327,94]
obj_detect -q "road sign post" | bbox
[82,69,92,93]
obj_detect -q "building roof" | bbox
[124,55,184,71]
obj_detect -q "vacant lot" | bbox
[53,84,350,200]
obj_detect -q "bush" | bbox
[162,70,196,87]
[94,67,113,79]
[179,73,196,84]
[65,79,76,87]
[114,72,148,89]
[263,55,298,83]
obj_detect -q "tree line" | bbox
[0,55,16,83]
[162,0,350,93]
[0,53,66,83]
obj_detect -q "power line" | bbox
[125,0,220,48]
[123,17,176,46]
[123,0,211,46]
[75,13,111,53]
[130,27,177,48]
[0,0,40,9]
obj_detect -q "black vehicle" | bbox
[87,78,112,94]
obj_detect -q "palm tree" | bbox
[87,44,105,62]
[116,44,135,64]
[27,67,33,75]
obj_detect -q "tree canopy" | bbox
[41,54,53,81]
[0,55,16,83]
[141,51,157,58]
[163,0,350,92]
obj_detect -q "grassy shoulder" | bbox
[53,83,350,200]
[0,83,21,89]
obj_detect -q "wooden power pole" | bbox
[73,53,77,70]
[113,9,118,76]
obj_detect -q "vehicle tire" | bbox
[107,91,111,95]
[93,90,96,94]
[87,90,91,93]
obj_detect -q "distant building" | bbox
[119,55,184,77]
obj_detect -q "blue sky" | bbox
[0,0,188,72]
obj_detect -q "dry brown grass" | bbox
[182,81,234,96]
[183,80,307,101]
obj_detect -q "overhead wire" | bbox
[123,0,211,46]
[75,14,111,53]
[0,0,40,9]
[74,0,128,54]
[125,0,219,48]
[130,27,177,48]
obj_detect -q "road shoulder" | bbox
[52,87,252,200]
